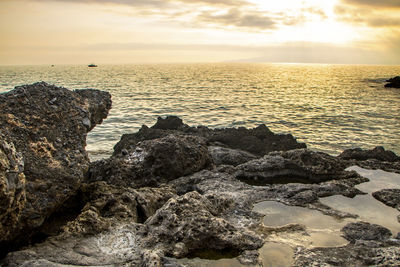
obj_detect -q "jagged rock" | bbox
[385,76,400,88]
[342,222,392,243]
[208,146,258,166]
[2,183,176,266]
[61,182,176,236]
[88,134,213,188]
[339,146,400,162]
[294,243,400,266]
[235,149,359,185]
[0,133,26,245]
[0,82,111,246]
[113,116,306,157]
[143,191,263,258]
[2,224,146,266]
[372,189,400,211]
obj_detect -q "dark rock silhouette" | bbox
[113,115,306,157]
[385,76,400,88]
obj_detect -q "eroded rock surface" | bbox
[342,221,392,243]
[0,82,111,246]
[235,149,359,185]
[372,189,400,211]
[340,146,400,173]
[143,191,263,258]
[113,115,306,157]
[0,133,26,246]
[88,134,213,188]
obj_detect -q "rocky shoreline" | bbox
[1,82,400,266]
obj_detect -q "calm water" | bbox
[0,64,399,159]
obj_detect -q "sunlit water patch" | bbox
[253,201,349,248]
[320,166,400,235]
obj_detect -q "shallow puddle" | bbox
[253,201,348,230]
[253,200,349,248]
[259,242,294,267]
[320,166,400,235]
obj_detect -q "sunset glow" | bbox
[0,0,399,65]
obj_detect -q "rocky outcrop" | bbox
[339,146,400,162]
[0,133,26,246]
[0,82,111,246]
[339,147,400,173]
[341,221,392,243]
[143,191,263,258]
[372,189,400,211]
[88,134,213,188]
[113,116,306,157]
[385,76,400,88]
[235,149,359,185]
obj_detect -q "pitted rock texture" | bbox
[339,146,400,162]
[341,221,392,243]
[88,134,213,188]
[61,182,176,236]
[113,115,306,157]
[143,191,263,258]
[0,133,26,245]
[235,149,359,185]
[0,82,111,244]
[372,189,400,211]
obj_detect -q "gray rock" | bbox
[0,82,111,246]
[339,146,400,162]
[88,134,213,188]
[342,222,392,243]
[372,189,400,211]
[208,145,257,166]
[113,115,306,157]
[294,243,400,266]
[143,191,263,258]
[234,149,359,185]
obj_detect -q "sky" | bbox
[0,0,399,65]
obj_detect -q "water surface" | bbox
[0,64,399,159]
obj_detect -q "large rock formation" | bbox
[113,115,306,157]
[88,134,213,188]
[143,191,263,258]
[0,82,111,247]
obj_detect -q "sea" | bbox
[0,63,399,161]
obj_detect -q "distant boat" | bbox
[88,64,97,67]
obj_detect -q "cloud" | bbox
[198,8,276,30]
[335,4,400,28]
[31,0,248,7]
[341,0,400,8]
